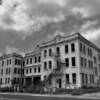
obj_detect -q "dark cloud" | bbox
[0,0,100,53]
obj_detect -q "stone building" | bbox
[0,53,22,91]
[23,33,100,89]
[0,33,100,89]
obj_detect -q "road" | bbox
[0,93,99,100]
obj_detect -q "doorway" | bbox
[33,76,41,85]
[58,79,62,88]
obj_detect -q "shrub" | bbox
[0,87,9,92]
[9,87,14,92]
[53,88,72,94]
[71,89,84,95]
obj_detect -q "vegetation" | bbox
[0,86,100,95]
[0,87,14,92]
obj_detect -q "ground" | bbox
[0,93,100,100]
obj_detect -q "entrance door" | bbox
[33,76,41,85]
[26,77,32,86]
[58,79,62,88]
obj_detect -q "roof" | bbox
[41,32,100,52]
[25,45,41,57]
[0,53,23,60]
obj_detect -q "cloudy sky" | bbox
[0,0,100,54]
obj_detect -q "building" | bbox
[0,53,23,91]
[0,33,100,90]
[23,45,42,87]
[24,33,100,89]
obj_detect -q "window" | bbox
[49,79,52,85]
[71,43,75,52]
[38,67,40,73]
[44,50,47,57]
[18,68,20,74]
[2,60,4,66]
[66,74,69,84]
[34,68,36,73]
[90,74,94,84]
[10,59,12,65]
[95,67,98,76]
[65,45,68,53]
[8,78,10,84]
[30,68,32,73]
[26,69,28,74]
[65,58,69,67]
[83,45,86,54]
[13,78,16,84]
[17,78,20,84]
[15,59,17,65]
[57,47,60,55]
[49,61,52,69]
[38,56,41,63]
[87,48,90,56]
[72,57,76,66]
[44,62,47,70]
[94,56,97,64]
[90,49,93,57]
[6,68,8,75]
[92,75,94,84]
[7,59,12,65]
[18,60,21,65]
[9,68,11,74]
[72,73,76,84]
[49,49,52,56]
[1,69,3,75]
[80,43,82,52]
[14,68,17,74]
[81,57,83,67]
[35,57,37,63]
[85,74,88,84]
[91,61,93,70]
[22,69,24,75]
[26,59,29,65]
[5,78,7,84]
[30,58,32,64]
[7,60,9,66]
[88,60,91,69]
[84,59,87,68]
[23,61,25,66]
[81,73,84,85]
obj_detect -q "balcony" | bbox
[51,61,65,76]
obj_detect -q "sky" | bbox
[0,0,100,55]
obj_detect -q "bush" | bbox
[71,90,83,95]
[53,88,72,94]
[0,87,9,92]
[23,84,45,94]
[9,87,14,92]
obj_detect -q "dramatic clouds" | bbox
[0,0,100,53]
[38,0,67,7]
[5,45,24,55]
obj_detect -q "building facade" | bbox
[0,33,100,89]
[0,53,22,91]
